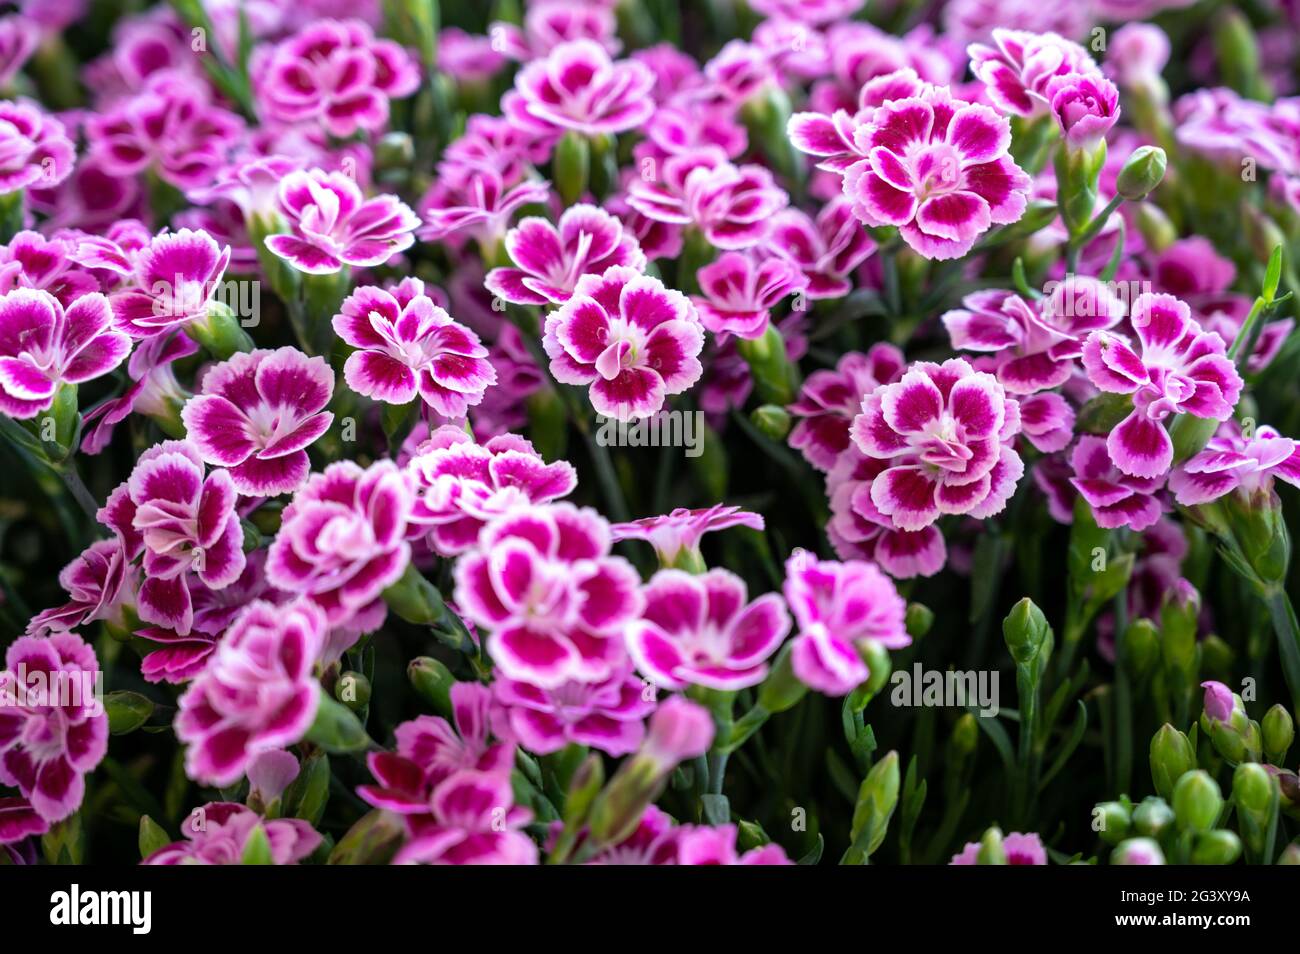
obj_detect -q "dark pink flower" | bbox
[628,568,790,691]
[1200,680,1235,723]
[0,796,46,846]
[783,554,908,695]
[418,165,552,249]
[612,504,764,567]
[175,598,325,786]
[333,282,495,417]
[642,696,715,766]
[788,345,906,471]
[1069,435,1165,531]
[255,18,418,137]
[769,197,876,300]
[485,204,645,306]
[704,41,775,104]
[0,99,74,195]
[0,17,37,89]
[493,665,655,756]
[1168,421,1300,506]
[842,85,1031,259]
[406,427,577,557]
[504,39,654,138]
[454,503,643,688]
[951,830,1047,864]
[490,2,620,61]
[392,769,538,865]
[142,802,321,865]
[0,632,107,823]
[675,824,792,865]
[182,347,334,497]
[266,459,413,633]
[107,228,232,340]
[1048,71,1121,150]
[81,329,197,455]
[25,539,133,637]
[1081,293,1242,479]
[0,288,128,419]
[748,0,862,24]
[266,169,420,275]
[1018,391,1075,453]
[969,29,1097,118]
[0,230,100,306]
[850,358,1025,531]
[543,265,704,420]
[691,252,807,340]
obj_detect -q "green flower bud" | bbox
[757,641,809,714]
[736,324,799,406]
[562,753,605,830]
[374,132,415,183]
[1120,618,1160,680]
[859,639,892,696]
[1132,796,1176,838]
[1198,634,1233,679]
[1111,837,1166,865]
[750,404,791,441]
[1172,770,1223,832]
[975,826,1006,865]
[587,754,660,847]
[1190,829,1242,865]
[1233,761,1274,815]
[1215,9,1265,99]
[1003,598,1053,673]
[334,671,371,710]
[306,688,371,753]
[1150,724,1196,801]
[327,809,406,865]
[1095,801,1131,846]
[1220,488,1291,587]
[847,751,899,861]
[189,301,255,360]
[555,131,591,206]
[905,602,934,640]
[1262,704,1294,764]
[1135,203,1177,252]
[407,657,454,716]
[951,712,979,756]
[1115,146,1167,201]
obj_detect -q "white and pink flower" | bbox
[1168,421,1300,506]
[1069,435,1165,531]
[108,228,231,340]
[691,251,808,340]
[493,666,654,756]
[503,39,654,139]
[788,344,906,471]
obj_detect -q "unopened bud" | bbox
[1115,146,1167,201]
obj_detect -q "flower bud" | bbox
[1111,837,1166,865]
[1115,146,1166,201]
[374,132,415,185]
[1132,796,1175,837]
[905,602,934,640]
[407,657,454,717]
[975,826,1006,865]
[1190,829,1242,865]
[1003,598,1053,673]
[1198,634,1233,678]
[750,404,791,441]
[1215,9,1265,99]
[1135,202,1177,252]
[951,712,979,756]
[644,697,715,769]
[327,809,405,865]
[1200,680,1235,723]
[736,324,798,406]
[334,671,371,711]
[306,689,370,753]
[859,639,892,697]
[562,753,605,830]
[189,301,255,360]
[1120,618,1159,680]
[1233,761,1274,815]
[1095,801,1131,846]
[1220,487,1291,587]
[847,751,899,861]
[555,130,591,206]
[1172,769,1223,832]
[1150,724,1196,800]
[1262,704,1294,764]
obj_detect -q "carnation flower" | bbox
[392,769,538,864]
[81,329,196,454]
[968,29,1097,118]
[25,539,133,636]
[142,802,321,865]
[107,228,231,340]
[418,165,553,249]
[491,2,621,61]
[175,598,325,786]
[748,0,862,25]
[454,503,643,688]
[627,568,790,691]
[950,830,1047,864]
[611,504,764,567]
[0,230,99,304]
[0,632,107,824]
[675,824,793,865]
[1168,422,1300,506]
[266,169,420,275]
[503,39,654,138]
[768,197,877,300]
[0,99,74,195]
[1081,293,1242,479]
[182,347,334,497]
[784,554,908,695]
[493,666,655,756]
[691,251,807,340]
[542,265,704,421]
[0,288,128,418]
[1017,391,1075,453]
[850,358,1025,531]
[333,281,495,418]
[788,344,906,471]
[1047,71,1121,150]
[1069,435,1166,531]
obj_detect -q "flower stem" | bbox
[1264,585,1300,718]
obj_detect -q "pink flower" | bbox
[485,204,646,306]
[1048,71,1121,150]
[0,230,100,305]
[560,804,680,864]
[392,769,538,865]
[675,825,793,865]
[454,503,643,688]
[175,598,325,787]
[266,459,413,633]
[626,148,789,251]
[642,696,715,766]
[1018,391,1075,453]
[1168,421,1300,506]
[494,665,655,756]
[142,802,321,865]
[748,0,862,25]
[109,440,247,636]
[950,831,1047,864]
[842,86,1031,259]
[107,228,231,340]
[0,17,37,90]
[627,569,790,691]
[0,632,107,824]
[691,252,807,340]
[788,345,906,471]
[850,358,1024,531]
[1069,435,1165,531]
[182,347,334,497]
[1106,24,1171,95]
[542,265,704,420]
[826,447,948,578]
[406,427,577,557]
[1081,293,1243,479]
[769,197,876,300]
[0,796,46,846]
[255,18,418,137]
[25,539,133,636]
[266,169,420,275]
[0,289,128,418]
[504,39,654,138]
[1200,679,1236,723]
[704,41,775,104]
[611,504,764,566]
[491,2,621,61]
[81,330,197,455]
[0,99,74,195]
[969,29,1097,118]
[333,282,495,417]
[942,279,1125,394]
[418,165,552,249]
[783,554,909,695]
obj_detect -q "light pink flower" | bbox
[769,197,876,300]
[333,282,495,418]
[748,0,862,24]
[392,769,538,865]
[175,598,325,787]
[1048,71,1121,150]
[627,569,790,691]
[0,289,127,418]
[255,18,418,137]
[485,204,646,306]
[504,39,654,138]
[266,169,420,275]
[850,358,1024,531]
[454,503,643,688]
[0,632,107,824]
[542,265,704,420]
[1081,293,1242,479]
[0,230,100,305]
[266,459,413,633]
[0,99,74,195]
[788,345,906,471]
[107,228,232,340]
[842,86,1031,259]
[142,802,321,865]
[494,665,655,756]
[611,504,764,566]
[182,347,334,497]
[1168,421,1300,506]
[406,426,577,557]
[642,696,715,766]
[0,16,37,89]
[418,165,552,248]
[942,279,1125,394]
[675,824,793,865]
[691,251,807,341]
[1017,391,1075,453]
[950,830,1047,864]
[490,2,620,61]
[783,554,908,695]
[969,29,1097,118]
[1069,435,1165,531]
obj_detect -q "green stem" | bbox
[1264,585,1300,718]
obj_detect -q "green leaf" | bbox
[138,815,171,860]
[240,823,274,865]
[305,690,371,753]
[106,690,155,735]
